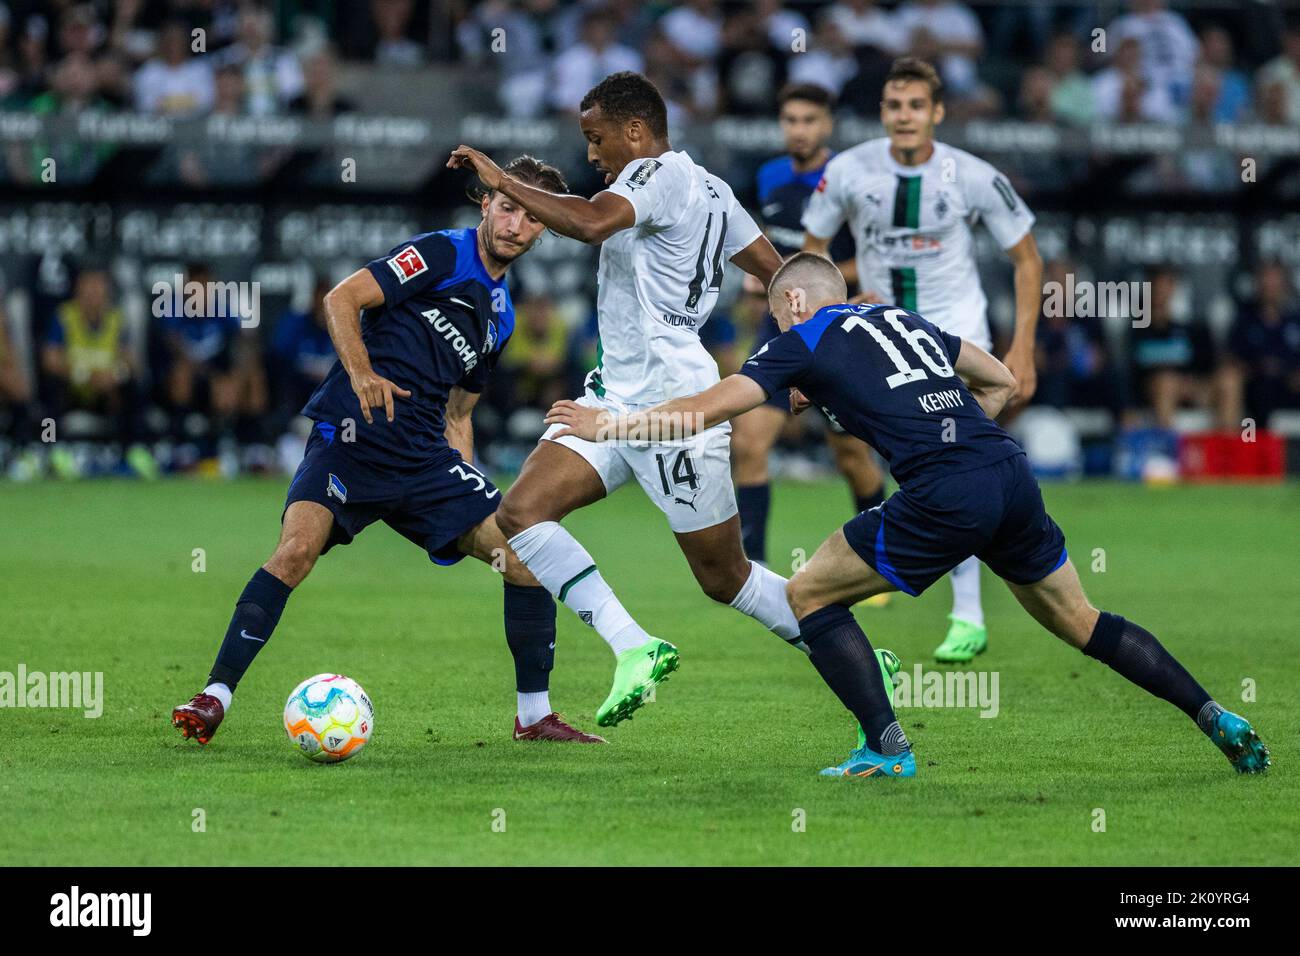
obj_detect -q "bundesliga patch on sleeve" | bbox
[387,245,428,283]
[624,159,662,189]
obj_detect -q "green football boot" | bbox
[856,648,901,750]
[595,638,680,727]
[934,615,987,663]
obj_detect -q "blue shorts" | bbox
[843,453,1067,596]
[284,424,501,565]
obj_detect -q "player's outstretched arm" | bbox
[324,268,411,424]
[545,375,768,443]
[1002,232,1043,409]
[954,337,1017,420]
[448,146,634,244]
[730,235,783,288]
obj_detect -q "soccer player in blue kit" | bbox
[546,253,1270,777]
[173,156,606,747]
[730,83,887,569]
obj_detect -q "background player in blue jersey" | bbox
[173,156,607,747]
[730,83,888,576]
[545,253,1269,778]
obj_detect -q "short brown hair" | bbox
[777,82,834,111]
[883,57,943,104]
[502,155,568,194]
[471,154,569,202]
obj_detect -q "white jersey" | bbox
[802,138,1034,348]
[590,150,762,405]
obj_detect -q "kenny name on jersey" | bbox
[588,150,762,406]
[803,139,1034,349]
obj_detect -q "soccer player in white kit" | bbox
[802,57,1044,663]
[449,72,840,727]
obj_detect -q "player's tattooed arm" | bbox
[448,145,634,244]
[545,376,767,443]
[1001,232,1043,412]
[953,338,1017,420]
[445,387,479,463]
[730,235,783,288]
[324,268,411,424]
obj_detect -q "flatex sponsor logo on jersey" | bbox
[625,158,662,189]
[422,307,480,371]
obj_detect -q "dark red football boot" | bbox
[513,713,607,743]
[172,693,225,744]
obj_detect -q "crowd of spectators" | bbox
[0,1,1297,127]
[0,1,1297,479]
[4,251,1297,480]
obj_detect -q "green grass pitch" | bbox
[1,477,1296,865]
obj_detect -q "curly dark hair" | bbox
[579,71,668,139]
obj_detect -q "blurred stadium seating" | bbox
[1,0,1298,480]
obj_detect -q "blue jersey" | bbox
[739,302,1021,485]
[302,227,514,469]
[756,154,855,261]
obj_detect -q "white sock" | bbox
[204,682,232,711]
[730,560,809,654]
[949,556,984,627]
[508,522,650,655]
[517,691,551,727]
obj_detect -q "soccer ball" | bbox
[283,674,374,763]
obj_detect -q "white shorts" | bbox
[541,392,738,534]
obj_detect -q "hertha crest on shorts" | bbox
[326,473,348,503]
[387,245,428,283]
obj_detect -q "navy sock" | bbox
[1083,611,1213,726]
[737,483,771,564]
[504,582,556,693]
[799,604,907,755]
[854,487,885,514]
[207,568,292,691]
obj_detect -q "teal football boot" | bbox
[1208,710,1270,774]
[821,746,916,779]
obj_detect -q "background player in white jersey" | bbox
[449,72,808,727]
[802,57,1044,664]
[731,83,889,598]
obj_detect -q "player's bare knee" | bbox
[695,559,749,604]
[493,494,533,540]
[730,439,766,484]
[785,577,819,621]
[267,536,318,587]
[501,551,540,587]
